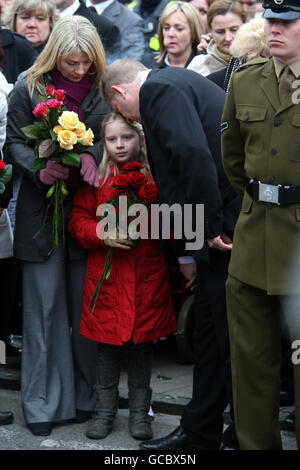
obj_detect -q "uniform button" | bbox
[144,274,149,279]
[271,148,277,155]
[243,113,249,121]
[274,119,281,127]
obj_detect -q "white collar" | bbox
[60,0,81,17]
[86,0,115,13]
[139,70,151,86]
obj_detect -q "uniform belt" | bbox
[246,179,300,205]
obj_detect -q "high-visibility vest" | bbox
[128,0,173,52]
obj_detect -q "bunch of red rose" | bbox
[90,162,158,313]
[112,161,158,204]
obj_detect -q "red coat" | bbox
[68,170,176,346]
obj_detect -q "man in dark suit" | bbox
[101,59,240,449]
[86,0,145,61]
[54,0,122,64]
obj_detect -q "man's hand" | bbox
[179,261,196,281]
[180,262,198,291]
[207,233,232,251]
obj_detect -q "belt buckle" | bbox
[258,183,279,205]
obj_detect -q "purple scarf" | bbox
[50,69,92,119]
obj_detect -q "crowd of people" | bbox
[0,0,299,451]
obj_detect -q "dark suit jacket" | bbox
[207,68,227,90]
[75,0,122,63]
[100,0,145,61]
[0,29,38,84]
[139,67,239,258]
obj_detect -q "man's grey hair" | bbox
[101,59,147,101]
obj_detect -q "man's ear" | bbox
[111,85,126,98]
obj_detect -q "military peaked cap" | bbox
[263,0,300,19]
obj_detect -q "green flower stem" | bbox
[89,247,114,314]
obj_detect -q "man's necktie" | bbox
[278,65,294,104]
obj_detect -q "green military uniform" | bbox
[222,55,300,449]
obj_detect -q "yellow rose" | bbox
[53,125,64,134]
[74,121,86,139]
[78,128,94,146]
[57,129,78,150]
[58,111,80,130]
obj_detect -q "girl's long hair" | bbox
[98,112,149,187]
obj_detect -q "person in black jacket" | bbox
[101,59,240,450]
[0,28,37,84]
[54,0,122,64]
[2,0,60,54]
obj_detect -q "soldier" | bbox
[222,0,300,450]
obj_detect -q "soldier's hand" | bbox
[207,233,232,251]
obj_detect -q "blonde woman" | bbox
[4,15,110,436]
[143,1,205,68]
[3,0,60,52]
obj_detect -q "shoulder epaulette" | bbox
[236,57,269,72]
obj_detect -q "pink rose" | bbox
[47,98,61,111]
[33,102,48,118]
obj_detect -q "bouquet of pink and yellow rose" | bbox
[21,85,94,248]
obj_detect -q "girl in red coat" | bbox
[68,112,176,441]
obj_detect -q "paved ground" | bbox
[0,337,297,451]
